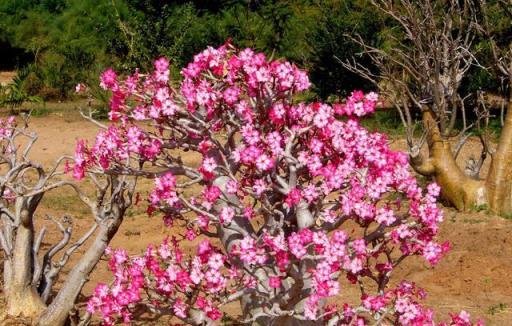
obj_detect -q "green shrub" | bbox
[21,69,43,96]
[0,70,43,114]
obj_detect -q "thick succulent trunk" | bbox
[411,110,487,211]
[214,175,318,325]
[240,271,318,326]
[5,203,46,319]
[37,214,123,326]
[5,220,46,318]
[213,177,268,324]
[413,95,512,214]
[242,203,318,325]
[486,86,512,215]
[5,286,45,321]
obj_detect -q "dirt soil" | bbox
[0,106,511,325]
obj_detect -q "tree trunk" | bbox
[5,206,46,319]
[213,177,269,324]
[411,110,487,211]
[37,215,123,326]
[213,176,319,325]
[486,87,512,215]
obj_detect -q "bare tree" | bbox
[480,0,512,214]
[343,0,512,214]
[0,116,136,325]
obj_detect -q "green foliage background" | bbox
[0,0,508,100]
[0,0,384,99]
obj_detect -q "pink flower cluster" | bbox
[73,125,162,179]
[333,90,379,116]
[87,239,239,325]
[0,117,16,201]
[0,116,15,140]
[78,44,482,325]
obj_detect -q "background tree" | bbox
[0,0,127,99]
[479,0,512,214]
[344,0,512,214]
[308,0,382,98]
[0,0,380,100]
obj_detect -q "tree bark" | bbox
[213,177,269,324]
[411,110,487,211]
[5,219,46,318]
[486,86,512,215]
[212,176,318,325]
[5,204,46,319]
[273,203,318,324]
[37,214,123,326]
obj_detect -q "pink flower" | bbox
[154,57,170,83]
[375,207,396,226]
[185,229,196,240]
[100,68,117,90]
[313,104,332,128]
[269,276,281,289]
[285,188,302,207]
[208,253,225,270]
[239,237,267,264]
[422,242,443,265]
[252,179,267,196]
[154,57,169,71]
[255,154,273,171]
[223,86,240,105]
[219,207,235,224]
[201,157,217,173]
[243,206,255,220]
[226,179,239,194]
[75,83,87,93]
[173,298,188,318]
[304,295,319,320]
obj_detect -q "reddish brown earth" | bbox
[0,105,511,325]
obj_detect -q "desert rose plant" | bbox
[0,116,137,326]
[78,43,482,325]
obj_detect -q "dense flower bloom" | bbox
[79,44,481,326]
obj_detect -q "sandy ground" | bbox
[0,106,510,325]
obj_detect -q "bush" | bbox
[77,44,482,325]
[0,70,42,114]
[20,69,43,96]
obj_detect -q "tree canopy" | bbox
[0,0,383,99]
[0,1,509,100]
